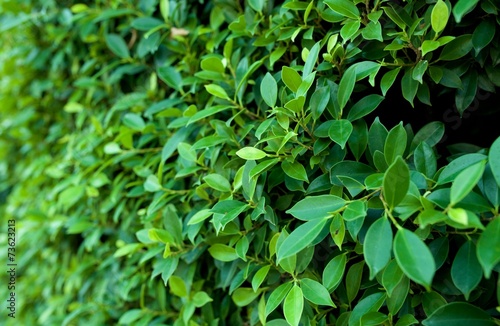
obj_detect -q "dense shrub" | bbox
[1,0,500,325]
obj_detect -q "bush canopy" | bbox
[1,0,500,325]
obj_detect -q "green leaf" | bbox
[208,244,240,262]
[347,94,385,122]
[338,66,356,112]
[200,57,225,73]
[277,218,328,261]
[401,68,419,107]
[422,291,447,317]
[489,136,500,188]
[303,41,320,78]
[144,175,162,192]
[330,214,346,250]
[472,20,495,55]
[282,160,309,182]
[261,73,278,107]
[412,60,428,84]
[386,276,409,315]
[286,195,346,221]
[282,66,302,92]
[431,0,449,34]
[411,121,445,150]
[118,309,144,324]
[414,142,437,178]
[324,0,360,20]
[300,278,336,307]
[157,66,182,91]
[394,229,435,289]
[284,96,306,113]
[187,209,213,225]
[252,265,271,292]
[477,217,500,278]
[364,217,393,280]
[310,86,330,120]
[380,68,400,97]
[452,0,479,23]
[248,0,264,12]
[232,288,262,307]
[456,70,478,115]
[203,174,232,192]
[205,84,230,99]
[439,34,473,61]
[328,119,353,149]
[422,302,494,326]
[322,253,346,292]
[159,0,169,22]
[437,153,487,184]
[348,292,386,326]
[384,123,407,165]
[450,160,486,205]
[192,291,213,307]
[250,158,280,179]
[169,275,187,297]
[283,285,304,326]
[266,282,293,316]
[382,260,405,297]
[346,261,364,303]
[236,147,268,160]
[451,241,482,300]
[105,34,130,58]
[383,156,410,210]
[362,21,383,42]
[421,40,441,57]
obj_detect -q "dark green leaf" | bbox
[383,156,410,209]
[328,119,353,149]
[105,34,130,58]
[422,302,494,326]
[451,241,482,299]
[347,95,385,122]
[287,195,345,221]
[364,217,393,279]
[477,217,500,278]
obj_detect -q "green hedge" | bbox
[1,0,500,325]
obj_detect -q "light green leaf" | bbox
[144,175,162,192]
[364,217,393,280]
[169,275,187,297]
[286,195,346,221]
[300,278,335,307]
[283,285,304,326]
[236,147,268,160]
[282,66,302,92]
[261,73,278,107]
[192,291,213,307]
[208,244,239,262]
[123,113,146,131]
[303,41,320,78]
[431,0,449,34]
[203,174,232,192]
[157,66,182,91]
[421,40,441,57]
[187,209,213,225]
[205,84,230,99]
[252,265,271,292]
[394,229,436,289]
[159,0,169,22]
[383,156,410,210]
[232,288,262,307]
[450,160,486,205]
[277,218,328,261]
[477,217,500,278]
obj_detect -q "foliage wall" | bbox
[1,0,500,325]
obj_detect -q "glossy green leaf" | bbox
[322,253,346,292]
[338,66,356,112]
[348,292,386,326]
[421,40,441,57]
[236,147,268,160]
[203,174,232,192]
[266,282,293,316]
[301,278,335,306]
[208,244,240,262]
[205,84,230,99]
[303,41,320,78]
[346,261,364,304]
[252,265,271,292]
[437,153,487,184]
[261,72,278,107]
[380,68,400,96]
[283,285,304,326]
[450,160,486,205]
[384,123,407,165]
[472,20,495,55]
[489,136,500,188]
[382,260,405,297]
[452,0,479,23]
[157,66,182,91]
[401,68,419,107]
[451,241,482,300]
[330,213,346,250]
[169,275,187,297]
[422,302,494,326]
[347,94,385,122]
[386,275,409,315]
[439,34,473,61]
[324,0,360,19]
[232,288,262,307]
[364,217,393,279]
[310,86,330,120]
[282,66,302,92]
[287,195,346,221]
[477,217,500,278]
[394,229,436,289]
[282,160,309,182]
[328,119,353,149]
[431,0,449,34]
[383,156,410,210]
[277,218,328,261]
